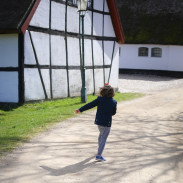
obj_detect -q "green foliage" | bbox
[0,93,143,157]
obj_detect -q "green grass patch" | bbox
[0,93,143,157]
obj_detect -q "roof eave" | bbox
[107,0,125,44]
[20,0,41,34]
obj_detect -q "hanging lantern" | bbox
[77,0,88,11]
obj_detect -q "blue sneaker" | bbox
[96,155,106,161]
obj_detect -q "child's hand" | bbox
[75,109,80,114]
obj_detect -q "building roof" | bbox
[116,0,183,45]
[0,0,40,34]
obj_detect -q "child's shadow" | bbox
[40,156,97,176]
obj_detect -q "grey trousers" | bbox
[97,125,111,156]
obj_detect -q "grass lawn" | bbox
[0,92,143,157]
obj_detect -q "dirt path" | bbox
[1,85,183,183]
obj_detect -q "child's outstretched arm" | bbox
[76,97,98,114]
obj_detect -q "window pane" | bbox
[151,47,162,57]
[67,0,93,8]
[138,47,148,56]
[68,0,76,5]
[87,0,93,8]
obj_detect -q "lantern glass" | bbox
[77,0,88,11]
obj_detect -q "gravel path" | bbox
[1,74,183,183]
[118,74,183,93]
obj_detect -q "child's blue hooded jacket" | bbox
[79,96,117,127]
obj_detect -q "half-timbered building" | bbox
[0,0,124,103]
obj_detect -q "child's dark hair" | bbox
[100,84,115,98]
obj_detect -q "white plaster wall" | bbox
[109,45,119,88]
[104,41,114,65]
[168,46,183,71]
[41,69,51,99]
[30,0,49,29]
[67,37,80,66]
[104,68,110,83]
[104,15,115,37]
[0,72,18,103]
[94,0,103,11]
[67,6,79,33]
[104,41,119,86]
[30,31,50,65]
[51,35,66,66]
[24,0,120,101]
[52,69,68,98]
[51,2,65,31]
[93,40,103,65]
[68,70,82,97]
[24,31,37,65]
[84,39,92,66]
[119,44,169,71]
[25,68,48,101]
[94,69,104,93]
[93,12,103,36]
[86,69,94,94]
[104,0,109,12]
[0,34,18,67]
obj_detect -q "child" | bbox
[75,83,117,161]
